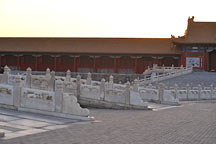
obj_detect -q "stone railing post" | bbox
[86,72,92,85]
[45,68,51,79]
[167,82,170,90]
[174,83,178,99]
[49,71,55,91]
[109,75,114,89]
[100,78,105,101]
[153,64,157,71]
[1,66,9,84]
[125,81,130,105]
[133,79,139,92]
[186,84,190,100]
[65,70,71,82]
[210,84,214,100]
[158,83,164,103]
[25,67,32,88]
[13,74,22,108]
[198,84,202,100]
[55,80,64,113]
[171,64,174,71]
[151,72,156,82]
[162,64,165,73]
[76,74,81,99]
[180,65,184,73]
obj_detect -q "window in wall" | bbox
[42,56,54,65]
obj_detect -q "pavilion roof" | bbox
[0,37,180,55]
[173,17,216,44]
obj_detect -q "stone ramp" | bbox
[156,72,216,87]
[79,97,149,110]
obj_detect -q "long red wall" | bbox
[0,54,181,74]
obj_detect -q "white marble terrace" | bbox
[0,65,207,118]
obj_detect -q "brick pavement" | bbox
[1,101,216,144]
[157,72,216,87]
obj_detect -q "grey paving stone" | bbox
[0,108,79,124]
[1,101,216,144]
[156,72,216,87]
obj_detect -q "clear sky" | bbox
[0,0,215,38]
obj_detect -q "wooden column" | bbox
[181,52,186,67]
[35,56,38,71]
[73,57,77,72]
[178,56,181,67]
[20,56,24,71]
[156,56,159,65]
[93,56,97,73]
[0,55,2,67]
[3,56,6,66]
[16,56,20,70]
[38,56,42,71]
[135,57,138,74]
[203,50,208,71]
[54,56,57,71]
[37,56,40,71]
[114,57,118,73]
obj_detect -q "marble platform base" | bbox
[18,107,94,121]
[0,104,17,110]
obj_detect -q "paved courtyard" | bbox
[0,101,216,144]
[157,72,216,87]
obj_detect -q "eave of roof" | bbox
[0,37,181,55]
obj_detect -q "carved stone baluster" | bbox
[45,68,51,79]
[158,83,164,103]
[13,74,22,107]
[76,74,81,99]
[198,84,202,100]
[133,79,139,92]
[186,83,190,100]
[100,78,105,101]
[125,81,130,105]
[55,80,63,113]
[174,83,178,100]
[1,66,9,84]
[25,67,32,88]
[49,71,55,91]
[86,72,92,85]
[65,70,71,82]
[109,75,114,89]
[210,84,214,101]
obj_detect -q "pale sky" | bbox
[0,0,215,38]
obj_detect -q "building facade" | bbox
[0,17,215,73]
[172,16,216,71]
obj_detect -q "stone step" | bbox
[79,97,150,110]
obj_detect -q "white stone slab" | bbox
[42,124,68,130]
[0,129,12,134]
[0,115,20,122]
[0,121,32,130]
[9,119,52,128]
[2,128,48,140]
[0,108,82,124]
[18,107,94,121]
